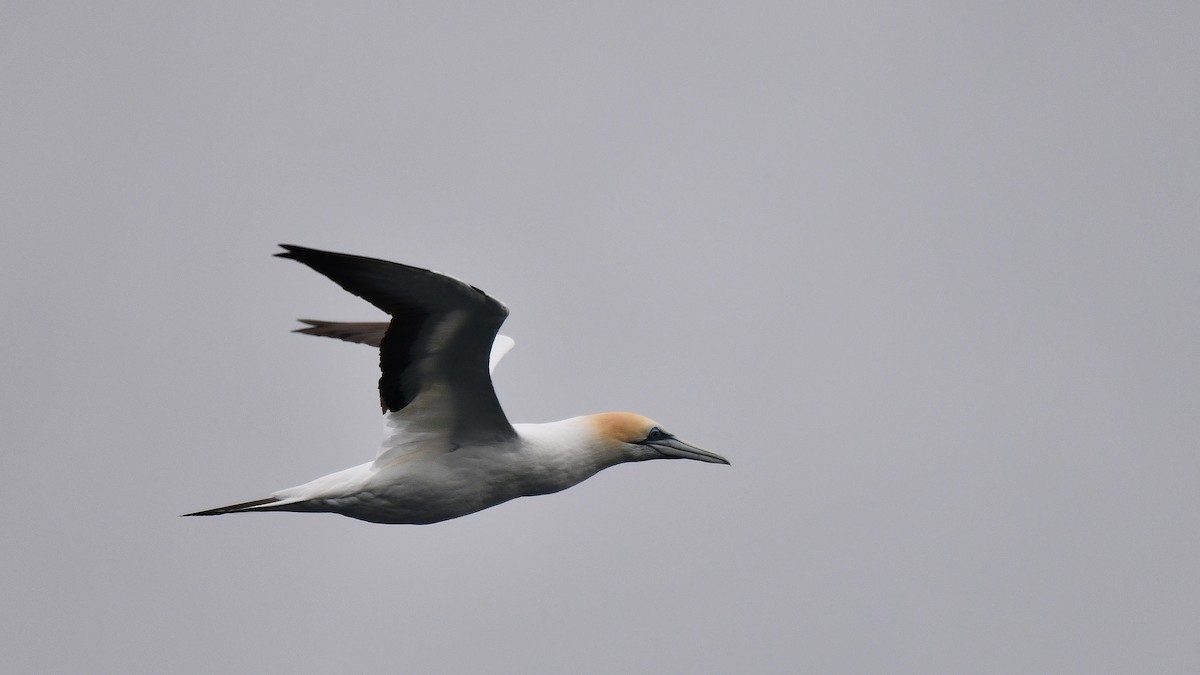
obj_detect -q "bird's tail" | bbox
[181,497,282,517]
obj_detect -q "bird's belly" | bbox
[317,459,528,525]
[323,488,513,524]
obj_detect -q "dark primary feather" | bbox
[276,245,515,442]
[293,319,389,347]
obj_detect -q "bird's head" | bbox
[587,412,730,465]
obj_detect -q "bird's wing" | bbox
[293,319,389,347]
[276,245,517,457]
[294,320,516,374]
[488,335,515,374]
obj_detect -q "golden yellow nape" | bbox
[586,412,659,444]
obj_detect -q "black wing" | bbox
[276,245,515,443]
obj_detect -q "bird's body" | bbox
[186,246,728,525]
[251,417,624,524]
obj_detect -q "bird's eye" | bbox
[645,427,666,443]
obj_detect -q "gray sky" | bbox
[3,2,1197,673]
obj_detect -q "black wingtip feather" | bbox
[292,318,330,332]
[290,319,389,347]
[274,244,302,259]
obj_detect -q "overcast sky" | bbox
[3,2,1198,673]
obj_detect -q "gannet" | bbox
[185,245,729,524]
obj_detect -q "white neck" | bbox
[512,417,626,495]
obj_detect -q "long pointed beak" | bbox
[652,437,731,465]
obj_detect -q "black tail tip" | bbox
[181,497,281,517]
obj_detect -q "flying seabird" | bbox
[185,245,729,525]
